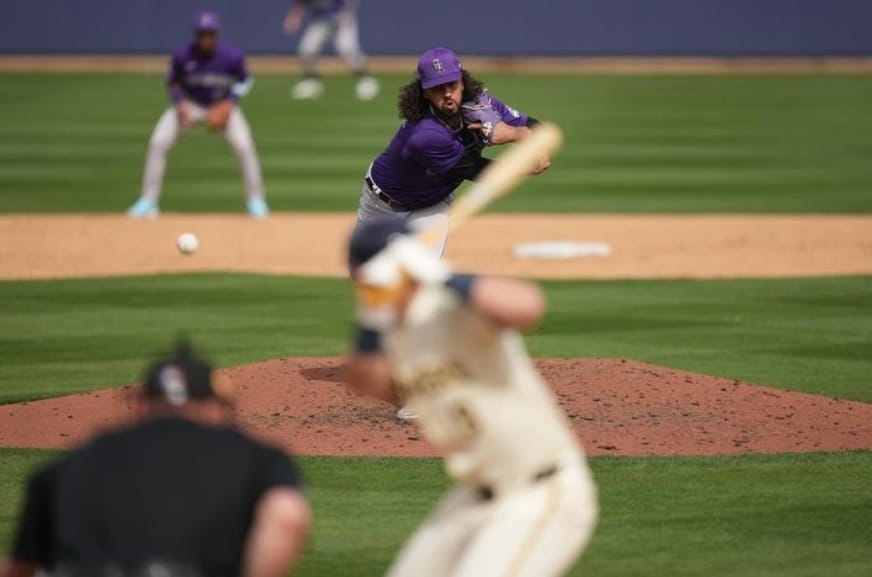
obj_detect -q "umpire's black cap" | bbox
[347,218,412,270]
[142,342,229,405]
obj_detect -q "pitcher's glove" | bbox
[461,94,503,146]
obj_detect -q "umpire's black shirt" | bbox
[12,416,302,577]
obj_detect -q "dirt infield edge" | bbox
[3,55,872,74]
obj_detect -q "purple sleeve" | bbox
[229,52,249,102]
[166,52,185,103]
[488,95,528,127]
[236,52,250,83]
[405,128,466,175]
[166,51,183,86]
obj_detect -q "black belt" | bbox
[477,465,559,502]
[365,176,409,211]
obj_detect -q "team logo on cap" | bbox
[159,365,189,406]
[432,59,444,73]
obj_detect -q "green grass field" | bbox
[0,274,871,403]
[2,450,870,577]
[1,73,872,214]
[1,72,871,576]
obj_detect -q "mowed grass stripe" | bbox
[0,450,870,577]
[0,274,869,403]
[1,73,871,213]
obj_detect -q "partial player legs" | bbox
[298,20,332,71]
[405,199,453,257]
[130,107,182,217]
[334,14,380,101]
[452,456,599,577]
[385,487,489,577]
[224,108,268,218]
[292,20,331,100]
[334,14,365,71]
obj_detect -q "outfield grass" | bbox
[1,449,870,577]
[1,73,871,213]
[1,273,870,403]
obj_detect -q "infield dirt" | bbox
[2,213,870,457]
[1,357,870,457]
[2,213,871,281]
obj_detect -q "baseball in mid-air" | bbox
[176,232,199,255]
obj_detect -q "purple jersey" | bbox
[370,95,528,208]
[488,95,529,129]
[167,42,249,107]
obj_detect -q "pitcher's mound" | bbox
[1,358,870,457]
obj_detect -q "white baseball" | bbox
[177,232,199,255]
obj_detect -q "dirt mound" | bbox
[1,357,869,457]
[1,214,871,281]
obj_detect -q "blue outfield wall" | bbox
[1,0,870,56]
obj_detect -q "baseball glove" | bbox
[207,99,234,132]
[461,93,503,146]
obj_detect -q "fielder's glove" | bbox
[461,93,503,146]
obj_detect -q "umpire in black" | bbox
[1,343,309,577]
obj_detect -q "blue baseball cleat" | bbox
[247,197,270,219]
[127,198,159,219]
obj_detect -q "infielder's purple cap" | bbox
[194,11,221,32]
[417,47,463,90]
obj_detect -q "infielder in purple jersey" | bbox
[283,0,379,100]
[356,47,549,256]
[356,48,549,421]
[127,12,269,219]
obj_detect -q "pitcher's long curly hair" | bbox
[398,70,485,122]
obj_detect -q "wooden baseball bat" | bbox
[419,122,564,246]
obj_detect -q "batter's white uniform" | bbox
[383,284,598,577]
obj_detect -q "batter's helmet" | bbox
[348,218,411,270]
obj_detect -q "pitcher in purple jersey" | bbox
[354,48,549,422]
[356,48,548,254]
[282,0,379,100]
[127,11,269,219]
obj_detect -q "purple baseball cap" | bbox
[417,47,463,89]
[194,11,221,32]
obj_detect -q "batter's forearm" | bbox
[447,275,545,331]
[347,352,397,404]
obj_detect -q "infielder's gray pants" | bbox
[355,181,452,256]
[141,102,265,203]
[299,13,366,70]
